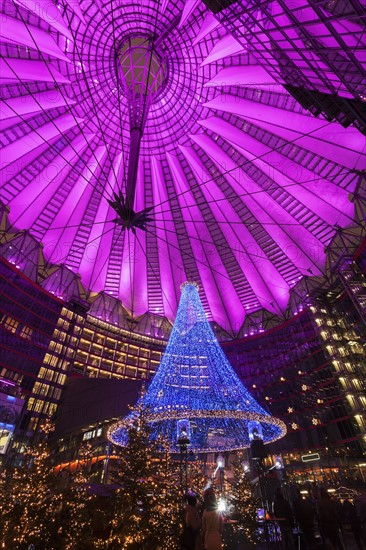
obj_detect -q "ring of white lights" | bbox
[108,409,287,452]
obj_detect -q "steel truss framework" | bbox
[0,0,365,336]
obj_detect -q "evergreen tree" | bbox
[0,422,99,550]
[187,455,206,502]
[0,418,63,549]
[229,451,258,545]
[150,437,183,550]
[105,405,183,550]
[0,466,10,547]
[62,443,97,549]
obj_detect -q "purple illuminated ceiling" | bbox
[0,0,365,335]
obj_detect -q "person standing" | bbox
[343,499,364,550]
[202,493,223,550]
[317,488,344,550]
[181,494,202,550]
[273,488,295,550]
[293,489,316,549]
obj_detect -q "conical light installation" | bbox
[109,282,286,452]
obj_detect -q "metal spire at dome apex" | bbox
[0,0,365,336]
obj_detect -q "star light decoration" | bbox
[108,282,286,452]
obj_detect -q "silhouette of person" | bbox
[182,493,202,550]
[317,488,344,550]
[293,489,316,549]
[343,499,364,550]
[202,492,223,550]
[273,488,295,550]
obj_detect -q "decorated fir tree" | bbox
[0,466,10,547]
[0,418,63,549]
[229,451,258,545]
[187,455,206,501]
[108,282,284,547]
[149,437,184,550]
[62,442,97,549]
[105,404,183,550]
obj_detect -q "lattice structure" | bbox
[0,0,364,334]
[206,0,366,132]
[118,36,168,126]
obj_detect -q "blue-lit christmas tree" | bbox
[109,282,286,452]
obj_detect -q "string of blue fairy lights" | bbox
[109,282,286,452]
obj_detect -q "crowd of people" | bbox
[181,488,224,550]
[273,486,366,550]
[180,485,366,550]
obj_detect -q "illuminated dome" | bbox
[0,0,365,336]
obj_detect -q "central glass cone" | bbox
[117,36,168,99]
[109,282,286,452]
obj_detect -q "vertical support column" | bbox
[125,127,143,210]
[337,260,366,329]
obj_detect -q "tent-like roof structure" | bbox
[0,0,365,336]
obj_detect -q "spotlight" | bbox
[218,498,226,513]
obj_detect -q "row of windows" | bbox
[72,349,158,372]
[78,334,163,361]
[38,366,67,385]
[27,398,57,416]
[1,314,33,340]
[82,427,103,441]
[33,381,62,401]
[72,362,149,380]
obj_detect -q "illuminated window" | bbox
[0,428,13,454]
[34,382,54,397]
[83,427,103,440]
[20,326,33,340]
[3,316,19,333]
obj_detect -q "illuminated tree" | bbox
[0,467,10,546]
[110,282,285,454]
[150,438,183,550]
[187,456,206,498]
[62,443,97,549]
[229,451,258,545]
[108,282,283,547]
[105,404,183,550]
[0,419,63,549]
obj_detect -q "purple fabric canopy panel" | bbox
[0,0,364,335]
